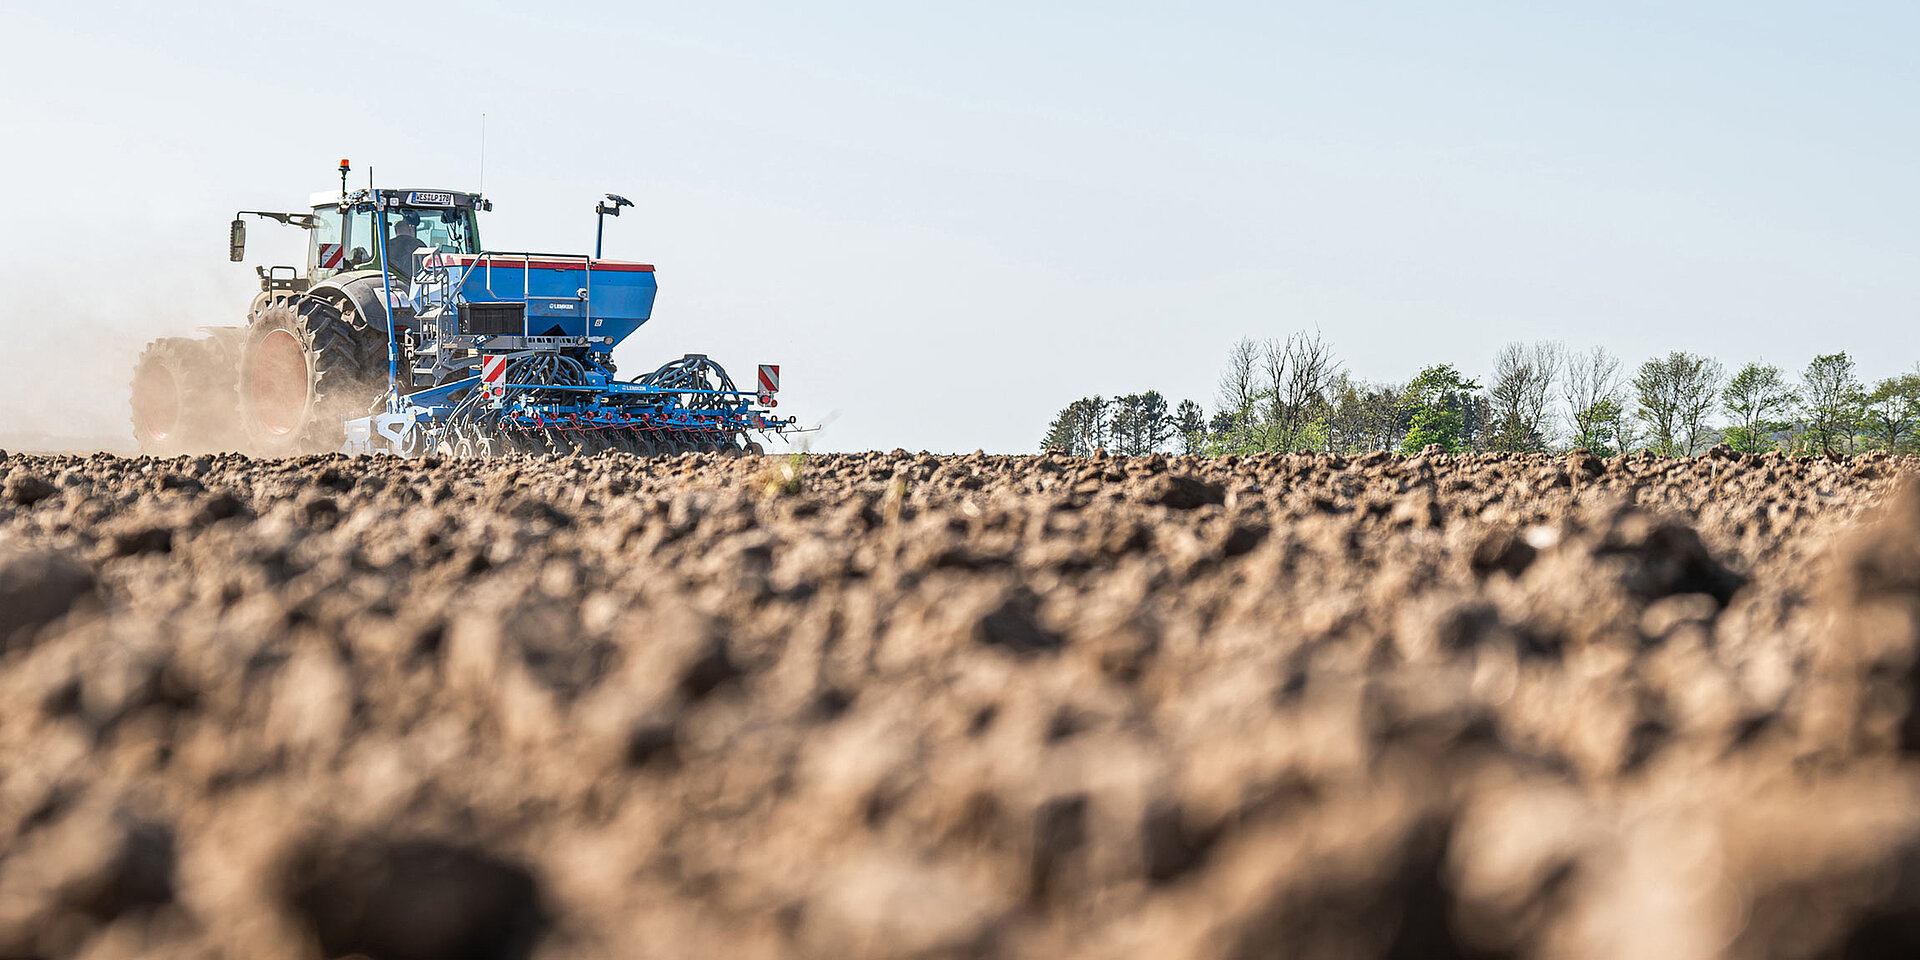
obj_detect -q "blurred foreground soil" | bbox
[2,447,1919,960]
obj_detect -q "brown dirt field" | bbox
[2,447,1919,960]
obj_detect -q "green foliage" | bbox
[1399,364,1480,454]
[1721,362,1795,453]
[1324,374,1407,454]
[1634,352,1724,457]
[1564,346,1626,455]
[1862,371,1920,452]
[1040,396,1106,455]
[1045,340,1920,463]
[1801,353,1864,455]
[1568,396,1625,456]
[1174,400,1207,455]
[1043,393,1196,456]
[1716,426,1767,454]
[1108,391,1173,455]
[1298,418,1330,453]
[1203,407,1269,456]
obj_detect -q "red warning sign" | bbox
[757,364,779,395]
[481,355,508,400]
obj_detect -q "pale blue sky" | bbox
[2,1,1914,451]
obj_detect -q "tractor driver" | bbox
[384,215,425,276]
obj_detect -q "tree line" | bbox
[1042,333,1920,458]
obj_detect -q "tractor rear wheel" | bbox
[129,336,240,455]
[238,298,385,455]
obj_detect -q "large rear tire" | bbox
[129,336,240,455]
[237,298,386,455]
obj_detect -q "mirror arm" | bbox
[235,210,320,229]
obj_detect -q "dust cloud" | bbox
[0,256,246,453]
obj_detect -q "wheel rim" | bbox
[250,328,310,436]
[132,361,180,441]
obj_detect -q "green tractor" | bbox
[129,160,490,455]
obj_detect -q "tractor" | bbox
[130,160,794,457]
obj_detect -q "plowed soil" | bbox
[2,447,1919,960]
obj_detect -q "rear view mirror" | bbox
[229,219,246,262]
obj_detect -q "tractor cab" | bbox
[305,189,488,282]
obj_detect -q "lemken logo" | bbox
[407,192,454,206]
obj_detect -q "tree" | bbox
[1677,356,1725,455]
[1324,374,1368,454]
[1721,362,1795,454]
[1862,372,1920,453]
[1259,331,1340,452]
[1486,341,1563,452]
[1208,331,1341,454]
[1108,391,1173,455]
[1633,352,1723,456]
[1173,400,1207,455]
[1360,381,1408,452]
[1460,393,1494,453]
[1214,338,1262,453]
[1400,364,1481,454]
[1632,358,1680,456]
[1324,373,1406,454]
[1040,396,1108,455]
[1204,407,1260,455]
[1801,352,1863,456]
[1565,347,1626,455]
[1579,397,1627,457]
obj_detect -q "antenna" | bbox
[478,113,487,193]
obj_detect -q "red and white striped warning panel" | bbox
[481,355,508,399]
[756,364,779,407]
[319,243,344,269]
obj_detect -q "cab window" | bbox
[340,206,480,272]
[306,209,344,280]
[416,208,481,255]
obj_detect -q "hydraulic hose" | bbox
[372,195,402,415]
